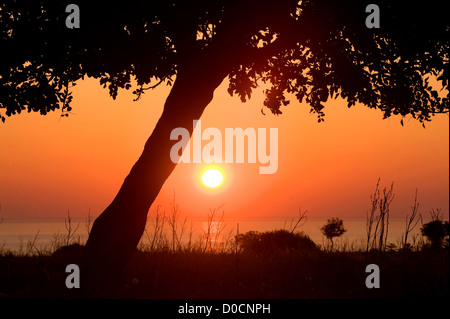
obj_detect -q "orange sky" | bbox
[0,77,448,221]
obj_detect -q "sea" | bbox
[0,216,426,254]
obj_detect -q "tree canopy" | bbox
[1,0,448,124]
[321,218,346,240]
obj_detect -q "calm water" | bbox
[0,216,425,253]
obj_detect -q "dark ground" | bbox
[0,244,448,299]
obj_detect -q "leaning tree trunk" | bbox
[81,54,229,296]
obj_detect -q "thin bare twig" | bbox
[403,189,422,252]
[65,210,80,246]
[289,208,308,233]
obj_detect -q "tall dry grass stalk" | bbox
[167,194,188,252]
[366,179,394,253]
[139,200,233,254]
[64,210,80,246]
[201,205,226,253]
[141,205,168,251]
[402,189,422,252]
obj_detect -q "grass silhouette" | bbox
[0,229,448,298]
[0,200,448,298]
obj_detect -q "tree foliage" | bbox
[1,0,448,124]
[321,217,346,249]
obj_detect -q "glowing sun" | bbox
[202,168,223,188]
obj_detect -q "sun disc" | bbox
[202,168,223,188]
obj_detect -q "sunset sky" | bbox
[0,76,448,221]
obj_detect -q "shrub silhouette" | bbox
[237,230,318,255]
[421,220,449,249]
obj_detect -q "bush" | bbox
[237,229,318,255]
[421,220,449,249]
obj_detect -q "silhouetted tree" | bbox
[1,1,448,293]
[321,217,346,251]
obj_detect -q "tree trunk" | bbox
[81,55,228,296]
